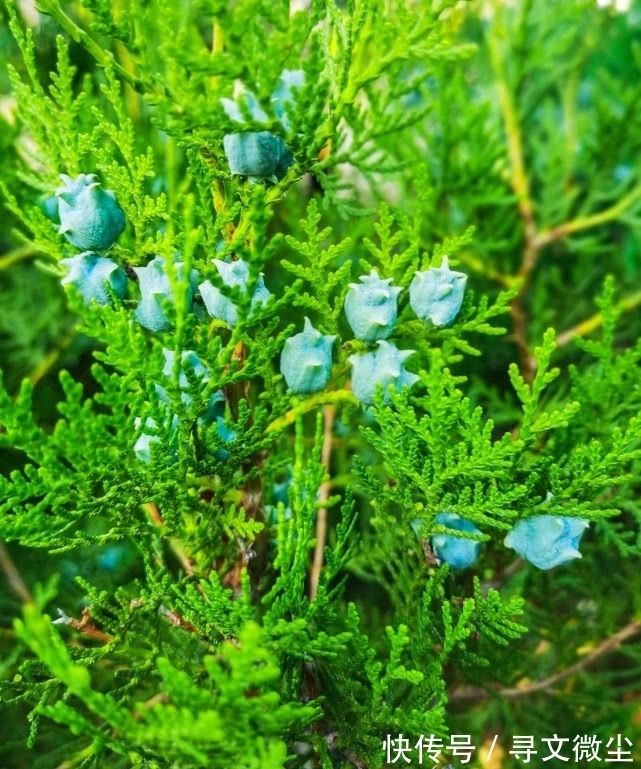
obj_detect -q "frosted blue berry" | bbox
[409,256,467,327]
[221,92,268,124]
[504,515,589,570]
[223,132,294,183]
[133,415,178,464]
[97,544,131,572]
[200,391,227,426]
[56,173,125,251]
[431,512,482,569]
[60,252,127,306]
[273,467,293,507]
[213,416,236,461]
[162,348,207,387]
[154,349,206,405]
[133,256,199,332]
[42,194,59,221]
[348,340,419,405]
[266,503,293,528]
[199,259,270,327]
[280,317,336,394]
[271,69,305,132]
[344,269,401,341]
[155,349,226,424]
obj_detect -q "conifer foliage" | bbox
[1,1,641,767]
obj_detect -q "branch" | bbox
[450,618,641,703]
[267,390,355,433]
[0,245,41,272]
[536,185,641,249]
[37,0,144,94]
[488,9,539,382]
[556,287,641,348]
[0,540,33,603]
[309,404,335,601]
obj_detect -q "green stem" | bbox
[37,0,143,93]
[556,287,641,348]
[0,246,39,271]
[267,390,356,433]
[536,185,641,248]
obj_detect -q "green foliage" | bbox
[1,1,641,768]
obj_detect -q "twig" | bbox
[143,501,164,527]
[0,245,40,272]
[0,540,33,603]
[55,606,114,644]
[23,332,76,390]
[488,11,539,382]
[556,287,641,348]
[450,618,641,703]
[267,390,354,434]
[535,185,641,249]
[54,743,96,769]
[309,405,335,601]
[36,0,144,93]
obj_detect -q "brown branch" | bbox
[0,540,33,604]
[488,17,540,382]
[450,618,641,703]
[309,404,335,601]
[55,607,114,644]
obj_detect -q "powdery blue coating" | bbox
[154,349,207,406]
[348,340,419,405]
[154,349,226,423]
[43,195,59,221]
[199,259,270,327]
[344,269,402,341]
[133,415,178,464]
[280,317,336,394]
[133,256,199,332]
[431,512,482,569]
[223,132,294,182]
[221,70,304,134]
[409,256,467,327]
[60,252,127,306]
[162,348,208,388]
[97,544,129,572]
[221,92,268,124]
[200,391,227,426]
[266,503,293,528]
[213,416,236,461]
[504,515,589,570]
[56,173,125,251]
[271,69,305,132]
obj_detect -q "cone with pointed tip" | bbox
[504,515,589,570]
[271,69,305,132]
[280,317,336,394]
[431,512,482,569]
[213,416,237,462]
[56,173,125,251]
[154,349,222,415]
[60,252,127,306]
[223,132,294,183]
[133,257,199,333]
[409,256,467,327]
[348,340,419,405]
[133,415,179,464]
[199,259,270,327]
[344,269,402,341]
[221,92,268,124]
